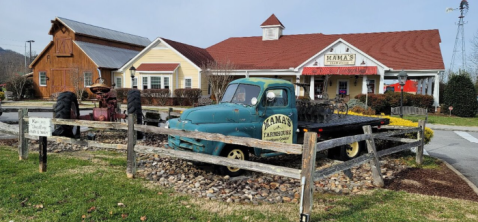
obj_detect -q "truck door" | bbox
[255,87,297,155]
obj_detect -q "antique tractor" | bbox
[52,80,142,138]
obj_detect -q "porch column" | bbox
[378,74,384,94]
[427,77,434,95]
[296,74,301,97]
[421,78,427,95]
[310,76,315,100]
[362,76,368,94]
[433,74,440,107]
[417,79,422,95]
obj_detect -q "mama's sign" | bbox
[324,54,356,65]
[262,114,293,144]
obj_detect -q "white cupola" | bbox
[261,14,285,41]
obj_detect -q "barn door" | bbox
[51,68,77,94]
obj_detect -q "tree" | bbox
[6,74,29,100]
[70,68,87,103]
[201,60,236,102]
[443,71,478,117]
[470,29,478,83]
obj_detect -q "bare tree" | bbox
[70,68,87,103]
[201,59,236,102]
[6,74,29,100]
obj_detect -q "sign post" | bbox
[448,106,453,116]
[29,117,53,172]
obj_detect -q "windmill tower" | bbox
[447,0,469,75]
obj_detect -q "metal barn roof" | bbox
[58,17,150,46]
[75,41,140,69]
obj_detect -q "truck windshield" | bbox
[221,83,261,106]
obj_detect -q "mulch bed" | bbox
[385,163,478,202]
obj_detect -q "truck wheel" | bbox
[52,91,80,138]
[219,146,249,177]
[339,141,364,160]
[127,89,143,139]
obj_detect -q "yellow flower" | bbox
[349,111,434,144]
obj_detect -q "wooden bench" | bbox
[391,106,428,121]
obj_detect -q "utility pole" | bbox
[26,40,34,71]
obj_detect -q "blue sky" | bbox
[1,0,476,72]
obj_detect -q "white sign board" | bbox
[29,118,53,137]
[324,54,356,65]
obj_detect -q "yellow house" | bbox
[115,37,213,95]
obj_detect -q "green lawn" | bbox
[403,114,478,127]
[1,147,478,221]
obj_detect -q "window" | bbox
[185,78,192,89]
[263,89,288,107]
[142,77,148,89]
[164,77,169,89]
[151,77,161,89]
[221,83,261,106]
[338,81,348,95]
[133,78,138,89]
[115,77,122,88]
[84,72,92,87]
[39,72,47,86]
[367,80,375,94]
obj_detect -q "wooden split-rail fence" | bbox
[0,108,426,222]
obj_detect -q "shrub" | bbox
[0,92,4,100]
[141,89,170,106]
[350,106,365,114]
[116,88,132,101]
[356,92,433,115]
[443,72,478,117]
[184,88,202,106]
[174,89,187,106]
[347,98,365,109]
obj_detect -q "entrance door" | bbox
[314,80,325,99]
[367,80,375,94]
[51,68,77,94]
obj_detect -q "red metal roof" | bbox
[206,30,444,71]
[260,14,284,27]
[302,66,377,75]
[137,63,179,71]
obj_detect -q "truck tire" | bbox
[339,141,364,161]
[127,89,143,139]
[52,91,80,138]
[219,146,249,177]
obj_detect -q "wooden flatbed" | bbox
[298,115,390,134]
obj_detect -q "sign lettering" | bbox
[324,54,356,65]
[29,118,53,137]
[262,114,293,144]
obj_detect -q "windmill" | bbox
[446,0,469,76]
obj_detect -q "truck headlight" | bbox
[165,121,169,129]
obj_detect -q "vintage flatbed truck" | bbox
[166,78,389,176]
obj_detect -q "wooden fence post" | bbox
[416,120,426,165]
[39,136,47,172]
[126,113,137,178]
[362,125,384,187]
[299,132,317,222]
[18,108,28,160]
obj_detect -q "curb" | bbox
[438,158,478,197]
[427,124,478,132]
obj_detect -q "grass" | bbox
[1,146,478,221]
[403,113,478,127]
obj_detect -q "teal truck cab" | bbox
[166,78,389,176]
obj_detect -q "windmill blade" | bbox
[446,7,455,13]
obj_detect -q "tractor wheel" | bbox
[52,91,80,138]
[127,89,143,139]
[219,146,249,177]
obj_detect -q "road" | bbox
[425,129,478,187]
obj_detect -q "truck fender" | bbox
[211,131,252,156]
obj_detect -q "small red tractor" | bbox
[52,80,142,138]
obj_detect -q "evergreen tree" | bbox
[443,71,478,117]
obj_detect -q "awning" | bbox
[302,66,377,75]
[137,63,180,72]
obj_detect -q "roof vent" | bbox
[260,14,285,41]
